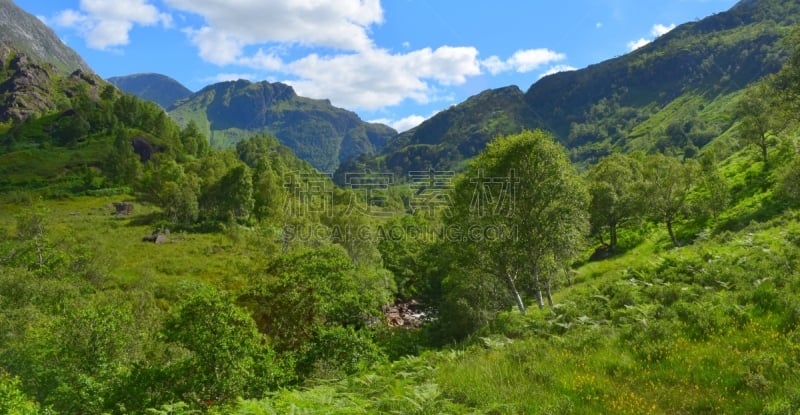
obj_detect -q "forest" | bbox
[2,16,800,415]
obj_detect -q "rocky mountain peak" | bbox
[0,0,91,75]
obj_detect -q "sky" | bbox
[14,0,738,132]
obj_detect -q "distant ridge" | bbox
[108,73,193,109]
[168,79,397,172]
[377,0,799,174]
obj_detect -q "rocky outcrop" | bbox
[0,50,57,121]
[0,47,106,122]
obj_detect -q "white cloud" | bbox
[652,23,676,37]
[54,0,171,50]
[391,115,427,132]
[54,9,88,27]
[283,46,481,110]
[627,23,676,51]
[51,0,570,114]
[596,22,603,29]
[203,73,258,84]
[165,0,383,64]
[539,64,577,79]
[481,48,565,75]
[371,107,444,132]
[627,37,651,51]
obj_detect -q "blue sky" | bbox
[15,0,737,131]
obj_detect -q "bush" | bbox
[297,326,387,380]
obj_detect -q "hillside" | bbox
[168,79,397,172]
[108,73,193,109]
[0,0,91,75]
[5,0,800,414]
[379,0,799,175]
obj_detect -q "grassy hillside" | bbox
[3,112,800,413]
[377,0,799,176]
[4,2,800,414]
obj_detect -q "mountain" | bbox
[378,85,528,175]
[0,0,91,75]
[168,79,397,172]
[379,0,799,174]
[108,73,193,109]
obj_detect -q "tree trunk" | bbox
[506,273,526,315]
[535,289,544,309]
[545,278,554,307]
[533,267,544,309]
[667,220,679,247]
[609,223,618,253]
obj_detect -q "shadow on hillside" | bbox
[713,195,788,234]
[125,212,161,227]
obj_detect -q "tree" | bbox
[105,128,141,185]
[772,28,800,120]
[777,155,800,204]
[641,153,696,247]
[201,164,255,223]
[136,156,201,225]
[252,157,285,222]
[0,372,40,415]
[693,150,730,218]
[180,120,209,158]
[587,153,644,253]
[446,130,588,315]
[735,81,782,165]
[164,287,285,406]
[239,245,384,351]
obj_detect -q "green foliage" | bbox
[377,215,441,301]
[240,246,384,352]
[444,130,588,328]
[735,79,785,164]
[640,153,697,247]
[162,286,287,406]
[587,153,644,252]
[0,372,41,415]
[777,154,800,204]
[200,164,254,223]
[5,5,800,414]
[296,326,387,380]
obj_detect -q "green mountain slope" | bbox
[0,0,91,75]
[168,79,397,172]
[380,0,798,175]
[108,73,193,109]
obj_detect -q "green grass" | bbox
[0,195,272,295]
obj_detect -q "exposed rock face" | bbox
[0,50,56,121]
[0,0,91,75]
[0,47,105,122]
